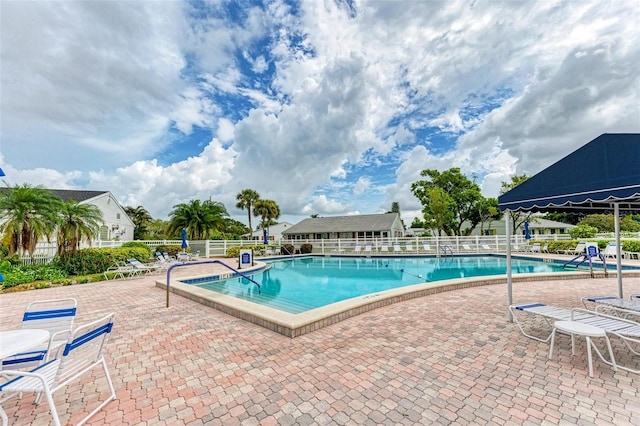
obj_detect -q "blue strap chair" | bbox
[2,298,77,370]
[0,313,116,426]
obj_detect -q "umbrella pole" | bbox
[614,204,623,298]
[506,211,513,322]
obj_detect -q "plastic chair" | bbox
[1,298,77,371]
[0,313,116,426]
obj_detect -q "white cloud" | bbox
[2,0,638,228]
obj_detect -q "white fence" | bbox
[18,232,640,265]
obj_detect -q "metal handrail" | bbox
[164,260,261,307]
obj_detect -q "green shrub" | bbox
[0,264,67,289]
[153,245,184,257]
[568,225,598,239]
[300,243,313,254]
[621,240,640,253]
[54,246,153,276]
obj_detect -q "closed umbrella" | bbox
[524,222,531,240]
[181,229,188,250]
[263,228,268,245]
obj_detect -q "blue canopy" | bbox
[498,134,640,213]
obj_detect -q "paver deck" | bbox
[1,259,639,425]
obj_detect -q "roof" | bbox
[526,218,575,229]
[49,189,109,203]
[0,187,109,203]
[498,133,640,213]
[283,213,400,234]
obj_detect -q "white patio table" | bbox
[0,329,50,426]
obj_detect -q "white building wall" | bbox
[84,193,134,241]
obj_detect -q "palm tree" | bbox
[253,199,280,236]
[56,200,104,257]
[167,199,229,240]
[0,184,61,257]
[124,205,153,240]
[235,189,260,233]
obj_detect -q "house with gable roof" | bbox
[50,189,134,241]
[282,213,405,240]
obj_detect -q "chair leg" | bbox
[585,336,594,377]
[76,358,116,426]
[548,327,558,359]
[42,388,61,426]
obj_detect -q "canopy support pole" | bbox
[614,203,623,298]
[506,210,513,322]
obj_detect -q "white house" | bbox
[282,213,405,240]
[50,189,134,241]
[245,222,294,241]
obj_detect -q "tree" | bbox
[0,184,61,258]
[422,187,456,236]
[411,168,484,235]
[167,199,229,240]
[476,197,502,235]
[56,200,103,257]
[253,199,280,234]
[220,218,250,239]
[235,189,260,232]
[499,174,534,234]
[124,206,153,240]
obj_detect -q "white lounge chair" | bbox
[603,242,621,259]
[461,244,472,252]
[1,298,77,371]
[422,243,431,253]
[393,244,402,253]
[128,258,160,275]
[104,262,139,280]
[558,242,586,255]
[510,302,640,374]
[364,244,372,254]
[481,244,491,251]
[379,244,389,253]
[405,244,414,252]
[353,245,362,254]
[0,313,117,426]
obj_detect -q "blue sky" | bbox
[1,0,639,228]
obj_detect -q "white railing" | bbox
[18,234,639,265]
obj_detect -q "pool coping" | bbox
[156,264,640,338]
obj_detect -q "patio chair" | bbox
[510,302,640,373]
[393,244,402,253]
[603,242,621,259]
[0,313,117,426]
[541,244,549,253]
[103,262,139,280]
[461,244,473,252]
[1,298,77,371]
[364,244,372,254]
[128,258,160,275]
[422,243,431,253]
[481,244,491,251]
[379,244,389,253]
[353,245,362,254]
[558,242,586,255]
[581,296,640,312]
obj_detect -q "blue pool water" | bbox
[189,256,570,314]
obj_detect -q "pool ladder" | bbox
[164,260,261,307]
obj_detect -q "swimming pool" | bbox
[187,256,568,314]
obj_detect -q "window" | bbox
[116,213,121,219]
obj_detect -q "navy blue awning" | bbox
[498,133,640,213]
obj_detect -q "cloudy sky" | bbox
[1,0,638,228]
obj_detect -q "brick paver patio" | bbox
[1,261,639,425]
